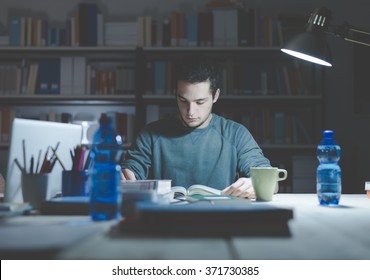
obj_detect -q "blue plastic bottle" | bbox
[316,130,342,206]
[89,114,123,221]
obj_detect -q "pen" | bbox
[83,150,91,170]
[77,147,86,171]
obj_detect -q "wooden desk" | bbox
[1,194,370,259]
[233,194,370,259]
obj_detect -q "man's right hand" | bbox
[121,168,136,181]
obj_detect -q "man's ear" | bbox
[213,88,220,103]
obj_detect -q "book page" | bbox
[188,184,221,196]
[171,186,187,197]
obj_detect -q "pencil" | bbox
[35,149,42,174]
[50,144,66,171]
[22,139,27,174]
[39,147,49,173]
[14,158,24,173]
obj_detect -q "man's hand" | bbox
[121,168,136,181]
[221,177,255,199]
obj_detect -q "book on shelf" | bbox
[137,16,152,47]
[198,10,213,46]
[78,3,98,46]
[186,13,198,47]
[9,16,21,46]
[104,21,138,46]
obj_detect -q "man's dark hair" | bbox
[175,55,221,97]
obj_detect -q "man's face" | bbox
[176,80,219,129]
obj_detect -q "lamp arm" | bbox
[327,22,370,47]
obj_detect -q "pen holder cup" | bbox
[21,173,50,210]
[62,170,89,196]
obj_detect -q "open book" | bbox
[171,184,221,198]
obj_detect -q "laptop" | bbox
[4,118,82,203]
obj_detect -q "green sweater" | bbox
[121,114,271,190]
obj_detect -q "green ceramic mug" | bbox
[250,167,288,201]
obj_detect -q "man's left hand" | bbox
[221,177,255,199]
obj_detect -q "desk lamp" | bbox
[73,112,97,146]
[281,7,370,66]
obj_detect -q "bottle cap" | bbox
[323,130,334,138]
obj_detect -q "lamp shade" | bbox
[281,31,332,67]
[281,7,333,67]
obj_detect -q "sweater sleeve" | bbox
[120,127,153,180]
[235,125,271,177]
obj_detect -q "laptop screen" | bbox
[4,118,82,203]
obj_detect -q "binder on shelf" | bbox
[60,57,73,95]
[212,9,226,46]
[238,8,255,46]
[35,60,50,94]
[73,57,86,95]
[225,9,238,47]
[49,60,61,94]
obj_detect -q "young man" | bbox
[121,55,271,198]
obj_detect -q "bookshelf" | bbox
[0,2,325,192]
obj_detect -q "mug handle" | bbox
[277,169,288,181]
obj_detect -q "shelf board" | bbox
[0,46,138,60]
[220,95,322,101]
[141,46,282,52]
[0,46,137,52]
[0,95,136,105]
[261,144,316,150]
[142,94,322,102]
[0,46,283,51]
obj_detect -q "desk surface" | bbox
[1,194,370,260]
